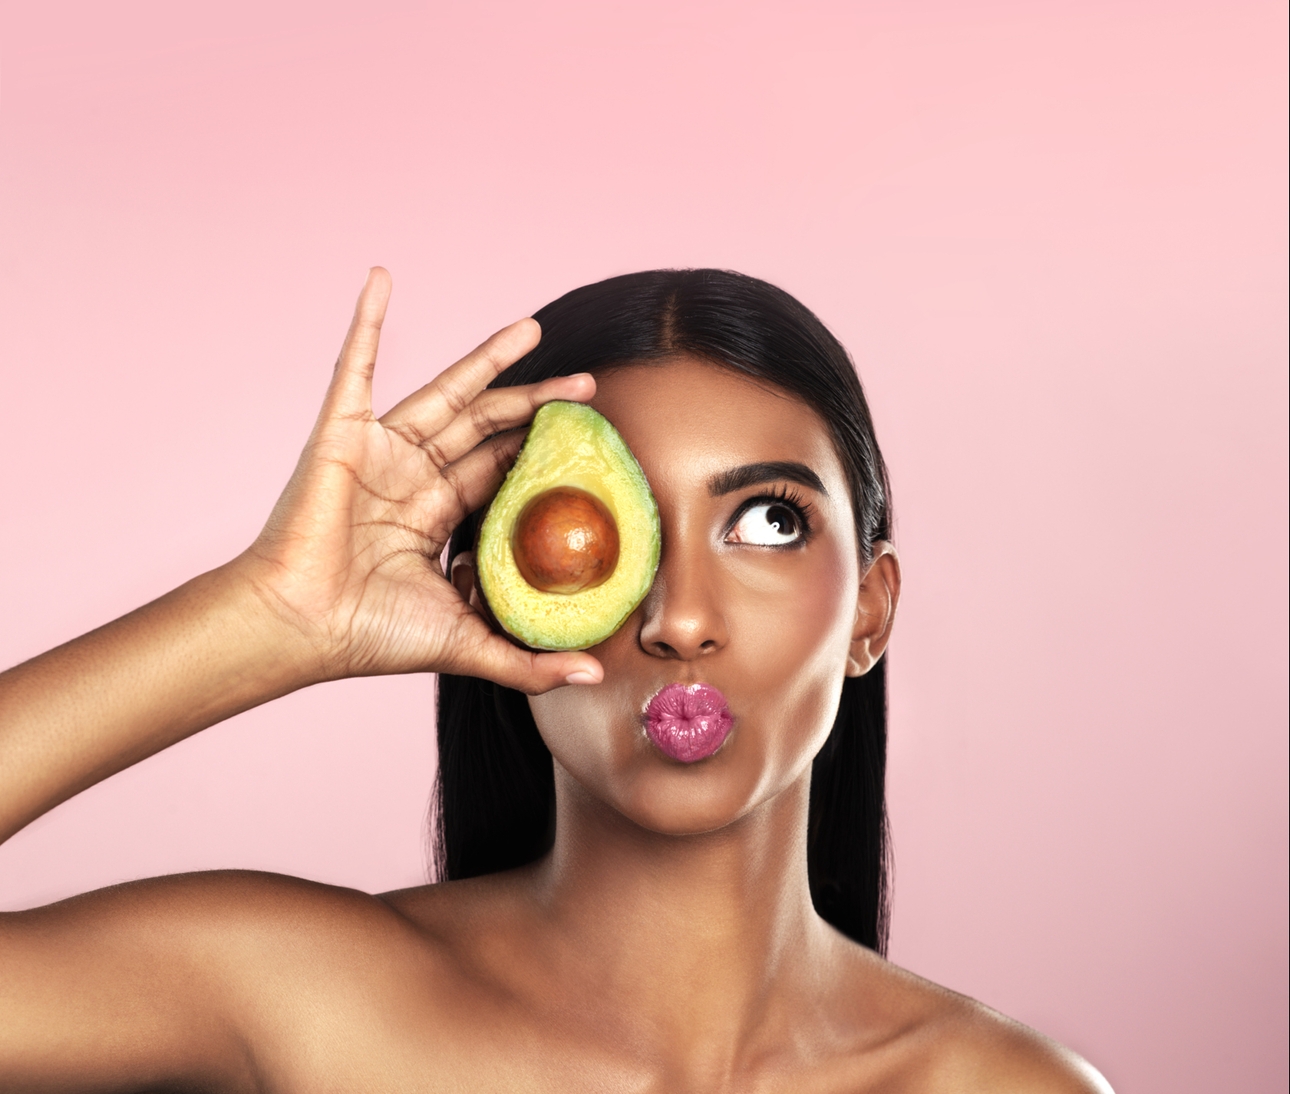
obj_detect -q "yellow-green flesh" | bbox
[477,401,661,651]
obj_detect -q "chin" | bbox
[558,726,796,838]
[621,775,761,837]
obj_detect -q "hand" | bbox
[239,269,604,694]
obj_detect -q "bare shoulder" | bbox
[2,867,446,1016]
[924,994,1114,1094]
[6,866,416,947]
[379,868,515,924]
[827,944,1114,1094]
[0,869,443,1088]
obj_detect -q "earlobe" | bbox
[846,543,901,677]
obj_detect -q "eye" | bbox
[726,500,806,546]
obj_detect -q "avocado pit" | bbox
[513,486,620,594]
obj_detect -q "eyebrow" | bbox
[706,460,828,498]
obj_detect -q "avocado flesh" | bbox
[477,401,661,651]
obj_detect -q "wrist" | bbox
[210,554,338,692]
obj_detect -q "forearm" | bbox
[0,278,598,848]
[0,559,319,844]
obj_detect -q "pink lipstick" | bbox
[643,683,733,763]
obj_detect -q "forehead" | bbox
[588,356,847,497]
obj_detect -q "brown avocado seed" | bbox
[513,487,620,595]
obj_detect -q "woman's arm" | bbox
[0,269,604,1088]
[0,562,311,845]
[0,268,601,846]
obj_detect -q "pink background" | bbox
[1,2,1285,1089]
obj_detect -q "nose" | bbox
[637,534,729,661]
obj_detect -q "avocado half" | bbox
[477,401,661,651]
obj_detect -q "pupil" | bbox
[767,505,795,535]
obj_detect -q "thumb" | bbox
[506,649,605,696]
[447,624,604,696]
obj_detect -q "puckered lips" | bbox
[642,683,734,763]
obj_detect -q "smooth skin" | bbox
[0,270,1112,1093]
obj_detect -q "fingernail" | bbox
[565,670,600,686]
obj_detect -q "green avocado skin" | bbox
[477,401,661,651]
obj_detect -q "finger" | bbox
[443,611,604,695]
[380,318,541,440]
[325,267,392,418]
[429,430,528,537]
[387,373,595,469]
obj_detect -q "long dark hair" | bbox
[433,269,894,953]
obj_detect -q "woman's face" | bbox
[526,356,888,837]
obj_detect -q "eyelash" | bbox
[724,485,815,546]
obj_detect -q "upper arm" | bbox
[0,871,357,1092]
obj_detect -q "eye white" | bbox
[727,502,802,546]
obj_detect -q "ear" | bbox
[449,550,484,613]
[846,542,901,677]
[450,550,510,636]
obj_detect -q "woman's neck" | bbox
[521,764,834,1076]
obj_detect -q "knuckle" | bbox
[477,334,511,369]
[438,377,471,415]
[421,434,451,468]
[489,438,516,473]
[469,398,506,439]
[437,466,472,515]
[390,419,429,448]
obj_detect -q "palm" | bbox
[279,417,474,677]
[244,270,601,693]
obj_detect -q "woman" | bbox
[0,268,1110,1091]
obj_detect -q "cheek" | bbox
[526,638,642,782]
[744,541,856,662]
[734,545,858,756]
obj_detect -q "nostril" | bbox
[700,640,716,652]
